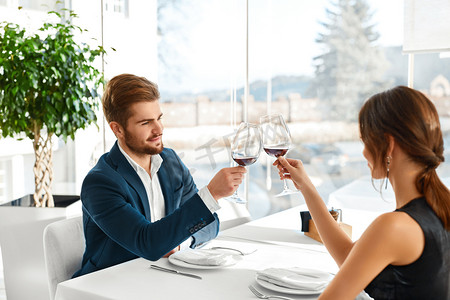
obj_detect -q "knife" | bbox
[150,264,202,280]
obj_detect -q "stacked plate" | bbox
[256,267,333,295]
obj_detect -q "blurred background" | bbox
[0,0,449,220]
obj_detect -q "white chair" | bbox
[43,216,84,300]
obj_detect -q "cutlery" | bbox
[248,285,294,300]
[210,246,257,255]
[150,264,202,280]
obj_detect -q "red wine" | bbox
[264,147,288,157]
[233,156,257,166]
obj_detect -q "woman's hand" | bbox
[273,156,312,191]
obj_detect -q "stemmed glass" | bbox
[260,113,299,197]
[226,122,262,204]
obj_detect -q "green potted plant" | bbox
[0,7,106,300]
[0,7,105,207]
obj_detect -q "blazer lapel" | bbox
[157,155,175,215]
[109,142,151,220]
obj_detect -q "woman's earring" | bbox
[385,156,392,189]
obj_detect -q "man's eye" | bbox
[142,122,149,125]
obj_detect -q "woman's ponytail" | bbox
[417,168,450,231]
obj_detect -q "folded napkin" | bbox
[171,249,236,266]
[256,267,331,291]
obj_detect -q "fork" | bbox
[248,285,295,300]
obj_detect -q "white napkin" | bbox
[170,249,236,266]
[256,267,331,291]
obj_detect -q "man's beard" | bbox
[123,130,164,155]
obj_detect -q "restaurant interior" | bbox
[0,0,449,299]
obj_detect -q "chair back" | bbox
[43,216,84,300]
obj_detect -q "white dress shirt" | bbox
[118,144,220,248]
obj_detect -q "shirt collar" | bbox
[117,142,163,177]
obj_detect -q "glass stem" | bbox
[283,179,289,190]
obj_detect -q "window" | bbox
[104,0,128,17]
[403,0,450,180]
[156,0,406,217]
[18,0,64,11]
[6,0,450,218]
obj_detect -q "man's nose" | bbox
[152,120,163,134]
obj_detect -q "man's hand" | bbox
[207,166,247,200]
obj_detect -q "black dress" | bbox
[364,197,450,300]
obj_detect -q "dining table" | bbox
[54,204,382,300]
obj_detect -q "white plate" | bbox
[255,278,326,295]
[255,271,333,296]
[168,252,241,270]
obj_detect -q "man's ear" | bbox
[109,121,124,139]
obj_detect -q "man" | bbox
[73,74,246,277]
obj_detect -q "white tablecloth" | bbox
[328,176,396,212]
[55,205,380,300]
[328,176,450,213]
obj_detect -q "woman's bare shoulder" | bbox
[361,211,424,265]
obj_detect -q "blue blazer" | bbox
[73,142,219,277]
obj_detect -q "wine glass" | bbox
[260,113,299,197]
[226,122,262,204]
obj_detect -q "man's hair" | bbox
[102,74,160,128]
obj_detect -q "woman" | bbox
[275,86,450,299]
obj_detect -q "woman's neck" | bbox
[390,160,423,209]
